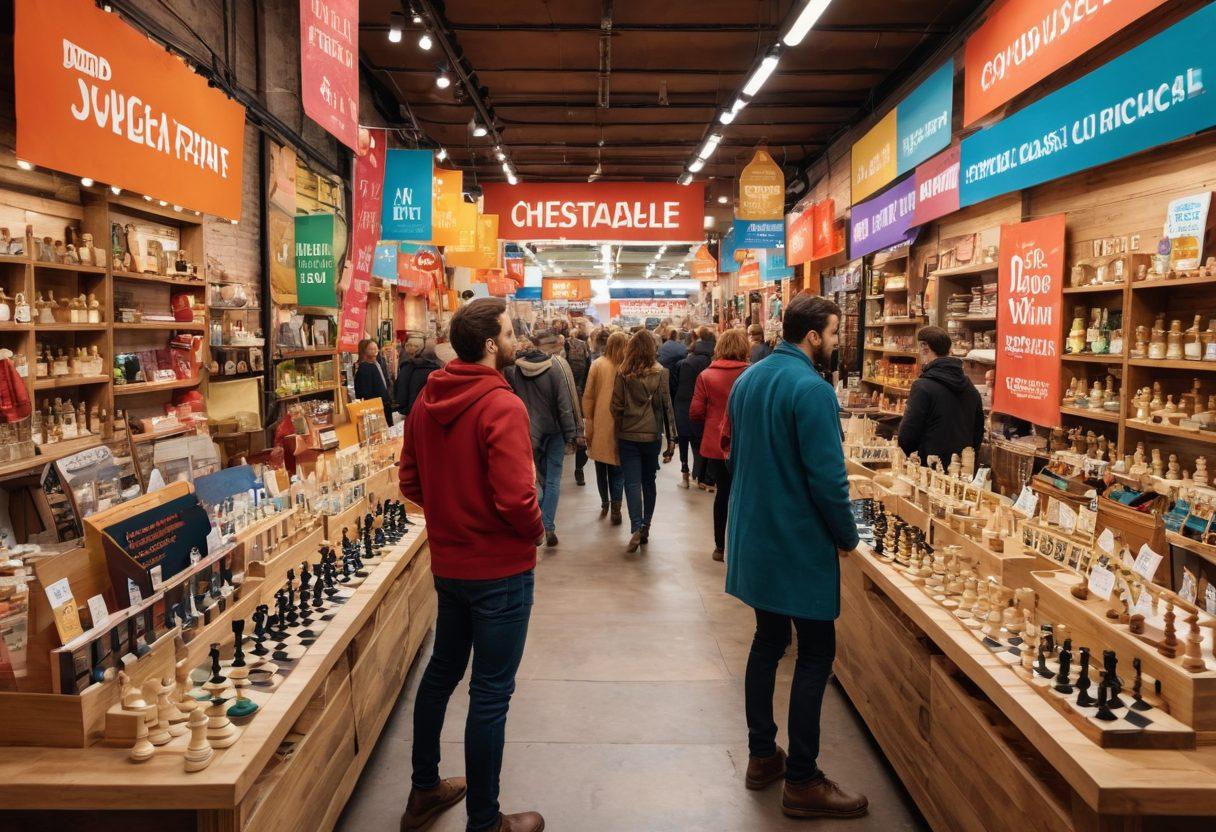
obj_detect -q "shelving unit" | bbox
[931,258,998,398]
[861,248,919,416]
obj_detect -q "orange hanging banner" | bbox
[430,169,465,246]
[737,148,785,220]
[446,213,499,269]
[785,208,815,266]
[487,273,517,297]
[14,0,247,220]
[691,245,718,281]
[542,278,592,301]
[736,259,761,290]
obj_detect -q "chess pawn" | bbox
[1151,449,1164,478]
[1158,601,1179,659]
[1185,315,1203,360]
[1183,612,1207,672]
[161,676,188,730]
[130,715,155,763]
[1166,319,1185,360]
[183,705,214,772]
[984,589,1005,639]
[205,695,238,748]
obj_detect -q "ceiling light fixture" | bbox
[435,69,451,89]
[388,11,404,43]
[783,0,833,47]
[677,173,693,186]
[703,215,714,229]
[507,172,519,185]
[717,195,729,204]
[697,133,722,160]
[436,147,448,161]
[418,31,433,51]
[719,110,736,125]
[15,159,33,171]
[80,177,94,187]
[111,186,122,195]
[688,158,705,173]
[732,97,748,113]
[494,146,505,161]
[143,194,153,202]
[411,9,423,25]
[469,118,488,137]
[743,50,782,97]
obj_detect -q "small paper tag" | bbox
[1045,498,1060,525]
[971,466,990,487]
[1087,565,1116,600]
[1058,503,1078,534]
[44,577,84,643]
[1180,572,1198,604]
[1077,507,1097,537]
[86,594,109,630]
[1132,543,1163,581]
[1013,486,1038,517]
[150,565,163,590]
[127,579,143,605]
[1207,584,1216,616]
[1132,588,1154,619]
[1097,528,1115,555]
[45,577,73,609]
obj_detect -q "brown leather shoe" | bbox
[626,532,642,553]
[610,501,622,525]
[712,548,724,562]
[400,777,467,831]
[782,775,869,819]
[491,811,546,831]
[745,747,786,790]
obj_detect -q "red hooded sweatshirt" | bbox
[689,358,749,460]
[400,360,544,580]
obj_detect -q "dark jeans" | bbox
[594,460,624,505]
[575,446,588,475]
[677,433,708,480]
[745,609,835,785]
[618,438,661,534]
[535,433,565,532]
[705,457,731,551]
[412,571,535,831]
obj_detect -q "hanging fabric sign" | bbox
[733,219,785,249]
[994,214,1065,428]
[431,168,464,246]
[812,200,839,257]
[336,260,370,352]
[719,225,740,274]
[542,278,593,301]
[349,127,386,287]
[442,199,479,252]
[897,62,954,173]
[446,214,500,269]
[736,258,761,290]
[295,214,337,307]
[851,110,898,204]
[483,182,706,242]
[759,249,793,282]
[963,0,1168,127]
[913,145,961,226]
[849,177,918,259]
[691,245,719,281]
[381,149,433,241]
[397,244,440,296]
[786,208,815,266]
[13,0,247,219]
[300,0,359,149]
[371,243,397,281]
[960,4,1216,207]
[487,273,517,297]
[505,256,526,285]
[737,148,786,220]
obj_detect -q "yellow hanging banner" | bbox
[737,148,785,220]
[850,109,898,204]
[431,169,465,247]
[447,213,499,269]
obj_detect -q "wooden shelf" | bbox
[1059,405,1119,423]
[0,323,33,332]
[1133,273,1216,291]
[275,348,336,361]
[1124,420,1216,446]
[1127,357,1216,371]
[865,294,884,301]
[876,317,926,326]
[875,409,903,419]
[209,305,261,312]
[1063,282,1127,294]
[113,321,205,331]
[275,384,338,402]
[884,285,908,293]
[130,423,199,444]
[35,323,107,332]
[113,377,201,396]
[111,270,206,288]
[30,261,106,275]
[948,314,997,322]
[0,255,29,267]
[0,434,104,481]
[1061,353,1122,364]
[864,346,917,357]
[34,375,110,391]
[928,261,999,279]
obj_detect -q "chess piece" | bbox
[204,694,238,748]
[1183,611,1207,672]
[1054,639,1074,694]
[130,715,155,763]
[1034,641,1053,679]
[183,705,214,772]
[1075,648,1094,707]
[1130,658,1152,712]
[1102,651,1125,709]
[1159,601,1179,658]
[1093,681,1118,721]
[150,684,177,744]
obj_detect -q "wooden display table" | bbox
[0,520,435,832]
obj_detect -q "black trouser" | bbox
[745,609,835,785]
[575,446,588,476]
[677,435,691,473]
[705,457,731,551]
[594,460,623,505]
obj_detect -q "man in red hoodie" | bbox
[399,298,546,832]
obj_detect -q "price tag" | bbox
[1045,497,1060,525]
[1077,507,1097,537]
[1097,528,1115,555]
[86,594,110,630]
[1058,503,1078,534]
[1132,543,1163,581]
[44,577,84,643]
[1132,588,1154,619]
[1207,584,1216,616]
[1087,564,1116,600]
[127,579,143,605]
[971,466,990,487]
[1013,486,1038,517]
[1180,572,1198,604]
[150,565,163,590]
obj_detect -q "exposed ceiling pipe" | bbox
[598,0,613,109]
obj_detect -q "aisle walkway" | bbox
[338,461,925,831]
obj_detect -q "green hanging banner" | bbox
[294,213,338,307]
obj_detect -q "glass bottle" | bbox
[1166,319,1184,360]
[1185,314,1203,360]
[1149,314,1167,360]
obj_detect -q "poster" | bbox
[336,261,369,350]
[960,3,1216,207]
[300,0,359,149]
[963,0,1168,126]
[913,145,961,226]
[849,177,918,259]
[719,225,740,273]
[994,214,1066,427]
[786,208,815,266]
[381,149,433,241]
[431,168,465,246]
[295,214,338,307]
[13,0,246,219]
[812,199,841,258]
[349,127,386,288]
[542,279,593,301]
[483,181,706,242]
[505,256,525,285]
[737,258,761,290]
[1165,192,1211,272]
[897,62,954,174]
[733,219,785,249]
[371,242,398,281]
[851,110,898,204]
[737,149,785,220]
[759,249,793,282]
[691,245,718,281]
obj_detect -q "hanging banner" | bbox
[431,168,464,246]
[300,0,358,149]
[336,260,369,351]
[691,245,718,281]
[487,273,517,297]
[616,299,691,319]
[851,110,898,204]
[913,145,961,226]
[397,244,441,297]
[542,278,593,301]
[737,148,786,220]
[994,214,1065,428]
[849,177,918,259]
[505,256,526,285]
[733,219,785,249]
[786,208,815,266]
[960,3,1216,207]
[963,0,1168,127]
[443,199,479,252]
[350,127,386,286]
[1165,192,1211,272]
[381,149,433,241]
[898,62,954,174]
[737,258,761,290]
[13,0,246,219]
[812,200,840,257]
[719,225,741,274]
[483,181,706,242]
[759,249,793,282]
[295,214,338,307]
[371,242,398,281]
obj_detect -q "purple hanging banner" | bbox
[849,176,918,259]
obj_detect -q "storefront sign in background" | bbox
[487,273,518,297]
[994,214,1065,427]
[897,62,954,173]
[849,176,918,259]
[913,145,961,226]
[959,3,1216,207]
[813,200,841,257]
[733,219,785,249]
[14,0,247,219]
[737,149,786,220]
[614,299,691,320]
[851,110,898,204]
[542,278,593,301]
[295,213,337,307]
[505,256,526,285]
[300,0,359,149]
[484,182,706,242]
[786,208,815,266]
[963,0,1167,126]
[381,149,433,241]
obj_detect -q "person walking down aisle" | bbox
[689,328,749,563]
[582,331,629,525]
[562,326,592,486]
[353,338,394,425]
[611,330,677,553]
[898,325,985,466]
[673,327,716,490]
[657,328,687,383]
[395,339,443,421]
[748,324,773,364]
[398,298,546,832]
[725,295,869,820]
[505,330,579,548]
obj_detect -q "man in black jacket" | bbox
[898,326,985,466]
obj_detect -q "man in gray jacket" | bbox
[505,330,579,547]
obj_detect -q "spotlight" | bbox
[388,11,404,43]
[15,159,33,171]
[494,146,505,161]
[703,215,714,229]
[158,200,168,206]
[143,195,153,202]
[717,195,728,204]
[436,147,448,161]
[688,158,705,173]
[80,177,94,187]
[697,133,722,160]
[507,172,519,185]
[172,204,182,212]
[743,50,781,97]
[678,173,693,186]
[110,185,122,195]
[230,219,239,225]
[470,118,487,137]
[783,0,833,47]
[435,69,450,88]
[719,110,736,125]
[418,32,433,51]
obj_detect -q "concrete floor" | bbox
[336,460,926,831]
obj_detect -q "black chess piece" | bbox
[1034,642,1053,679]
[252,607,270,657]
[1130,657,1152,711]
[1102,651,1125,709]
[312,575,325,609]
[286,582,298,627]
[339,555,353,583]
[1042,624,1056,657]
[209,643,226,684]
[1094,680,1117,721]
[231,620,247,668]
[323,559,339,598]
[1054,639,1074,694]
[1075,647,1094,707]
[342,528,354,556]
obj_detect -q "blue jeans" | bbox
[535,433,566,532]
[618,438,661,533]
[594,461,624,505]
[412,571,535,831]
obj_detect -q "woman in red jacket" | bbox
[689,327,750,562]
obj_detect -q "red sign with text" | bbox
[337,127,386,351]
[300,0,359,149]
[913,145,960,226]
[336,261,369,351]
[786,209,815,266]
[505,257,525,285]
[487,274,517,297]
[994,214,1065,427]
[483,182,706,242]
[812,200,841,258]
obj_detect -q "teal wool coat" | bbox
[724,341,860,620]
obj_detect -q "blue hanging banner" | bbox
[897,62,954,174]
[719,224,740,273]
[733,219,785,249]
[513,286,542,300]
[371,242,398,281]
[759,249,793,282]
[381,149,433,241]
[960,3,1216,207]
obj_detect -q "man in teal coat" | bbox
[724,295,867,820]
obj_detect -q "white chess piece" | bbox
[183,706,214,772]
[130,716,154,763]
